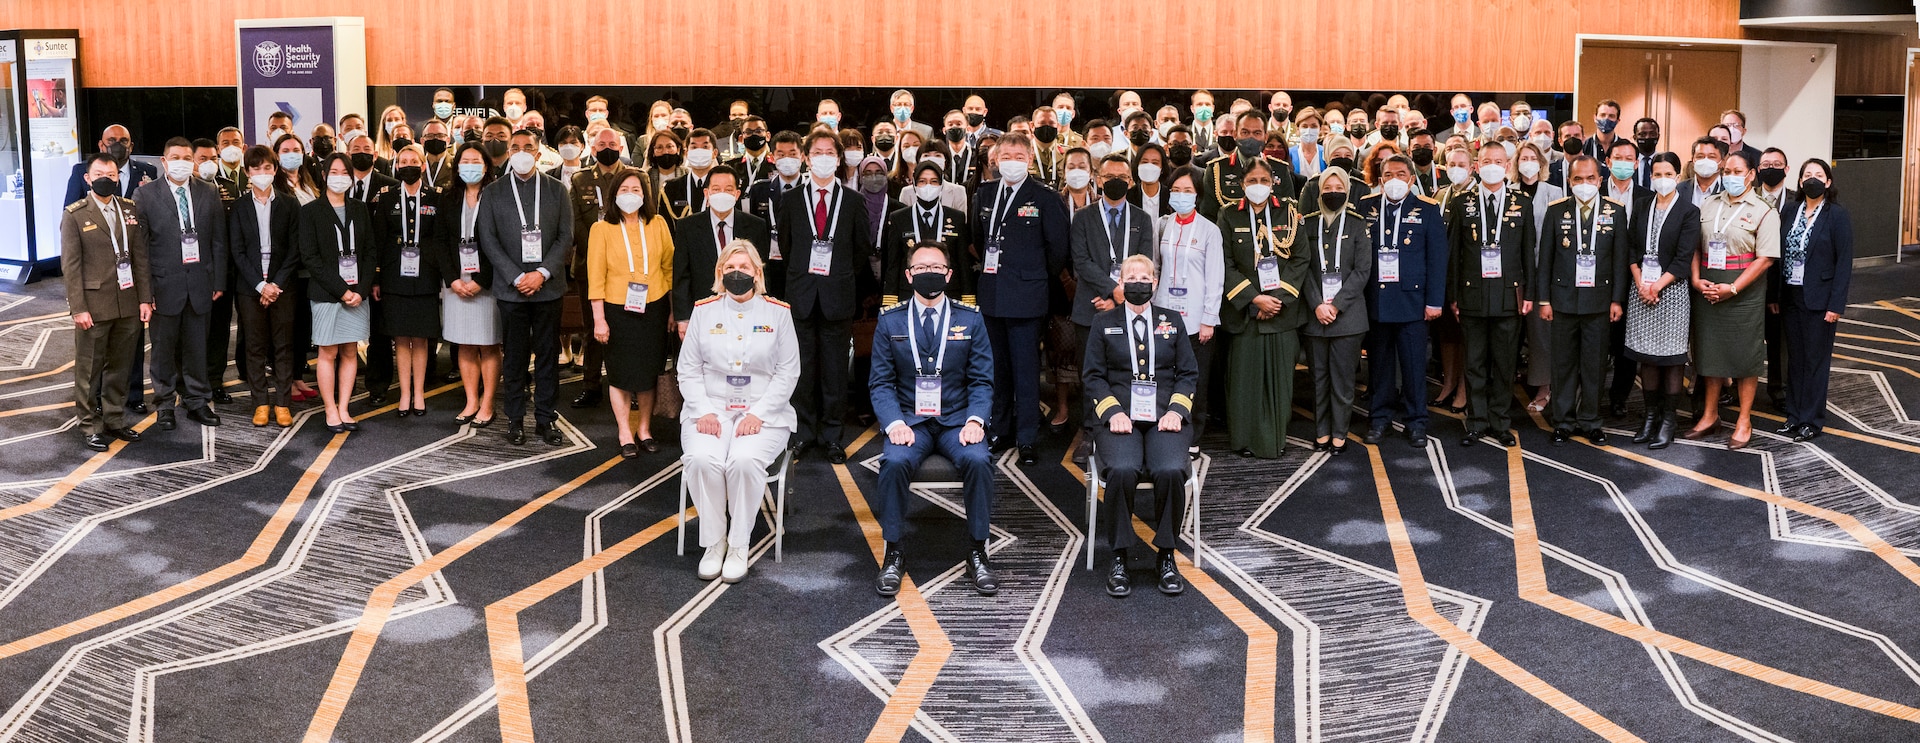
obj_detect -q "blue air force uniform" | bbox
[869,297,997,542]
[1355,190,1449,435]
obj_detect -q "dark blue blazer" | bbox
[1771,198,1852,316]
[65,158,157,204]
[869,299,995,430]
[971,177,1069,319]
[1354,192,1449,324]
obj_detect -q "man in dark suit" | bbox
[1721,109,1763,174]
[1755,147,1795,406]
[67,124,157,415]
[869,244,997,597]
[132,138,228,430]
[881,162,972,304]
[1537,156,1630,445]
[745,131,808,300]
[1358,156,1448,447]
[1630,118,1663,191]
[1070,154,1155,356]
[1446,146,1535,447]
[971,133,1070,465]
[193,138,243,405]
[342,132,403,405]
[720,115,774,187]
[1676,137,1726,209]
[1601,140,1656,417]
[779,131,874,464]
[477,130,575,446]
[1198,111,1296,221]
[567,128,640,409]
[227,149,301,427]
[62,154,151,451]
[673,165,771,334]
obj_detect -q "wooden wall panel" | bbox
[1746,27,1919,95]
[11,0,1746,90]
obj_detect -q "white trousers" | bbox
[681,419,791,549]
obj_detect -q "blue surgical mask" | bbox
[1168,191,1197,214]
[1055,108,1074,127]
[1595,117,1618,134]
[1236,137,1262,158]
[277,151,304,171]
[459,163,486,184]
[1452,109,1471,124]
[433,102,453,119]
[1720,174,1748,197]
[892,106,911,121]
[818,114,838,128]
[1609,160,1635,181]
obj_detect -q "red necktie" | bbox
[717,218,727,247]
[814,188,829,236]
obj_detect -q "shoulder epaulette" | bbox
[1416,194,1439,205]
[1600,196,1623,207]
[1204,154,1230,167]
[1550,196,1571,206]
[1345,207,1366,219]
[694,295,722,307]
[65,201,84,213]
[1301,209,1322,220]
[952,300,979,312]
[763,296,790,309]
[879,300,910,315]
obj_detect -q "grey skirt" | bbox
[311,301,371,346]
[441,288,502,346]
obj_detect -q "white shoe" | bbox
[720,546,750,583]
[697,544,726,580]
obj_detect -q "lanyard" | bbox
[1162,216,1194,287]
[1646,202,1670,258]
[1251,205,1277,257]
[335,221,355,258]
[509,174,541,230]
[1318,212,1346,272]
[685,172,702,207]
[1128,309,1157,381]
[988,180,1017,239]
[1571,199,1598,256]
[1795,202,1823,237]
[461,195,479,240]
[1477,188,1503,247]
[99,199,128,260]
[1711,200,1747,238]
[402,188,424,246]
[1378,198,1404,250]
[1104,204,1131,266]
[807,181,844,242]
[906,298,951,375]
[620,218,651,277]
[911,204,940,243]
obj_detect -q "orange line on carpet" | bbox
[0,401,71,419]
[1364,442,1645,741]
[0,360,75,387]
[0,311,65,326]
[1873,300,1920,324]
[1835,354,1920,381]
[0,412,155,522]
[302,455,622,743]
[1747,408,1920,456]
[1838,332,1920,348]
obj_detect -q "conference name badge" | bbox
[1130,380,1157,422]
[915,375,942,417]
[726,375,751,412]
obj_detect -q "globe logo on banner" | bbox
[253,41,284,77]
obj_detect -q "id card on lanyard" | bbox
[1641,206,1666,286]
[809,184,842,276]
[1319,213,1346,299]
[399,193,424,277]
[1787,204,1820,286]
[1571,202,1598,288]
[1162,219,1192,315]
[726,374,751,412]
[512,177,544,263]
[458,199,481,275]
[1377,201,1403,283]
[621,220,651,312]
[336,224,359,285]
[908,300,950,417]
[176,186,200,264]
[983,182,1014,274]
[1478,192,1503,279]
[104,203,134,289]
[1129,315,1158,422]
[1254,211,1281,291]
[1706,201,1745,271]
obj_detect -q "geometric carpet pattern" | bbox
[4,264,1920,742]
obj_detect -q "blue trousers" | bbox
[1366,319,1429,431]
[877,421,995,543]
[985,315,1042,447]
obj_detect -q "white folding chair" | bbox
[1084,440,1202,570]
[678,447,796,562]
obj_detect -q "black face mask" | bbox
[1328,156,1355,173]
[943,126,966,144]
[106,141,130,163]
[1122,281,1154,306]
[1635,137,1659,155]
[910,270,948,299]
[1033,125,1058,144]
[874,137,895,152]
[90,177,117,198]
[462,129,481,143]
[1560,137,1584,155]
[349,152,375,172]
[594,148,622,167]
[482,140,507,160]
[1167,144,1192,166]
[1349,124,1371,138]
[1320,191,1347,212]
[669,125,691,141]
[1757,167,1788,188]
[1101,179,1129,201]
[312,138,336,158]
[1378,124,1400,140]
[652,152,683,171]
[1799,177,1827,199]
[1236,138,1262,158]
[1128,130,1151,147]
[722,270,757,296]
[965,112,985,128]
[1274,107,1292,121]
[1216,135,1237,155]
[1410,146,1435,167]
[743,134,768,151]
[423,138,449,156]
[395,166,423,184]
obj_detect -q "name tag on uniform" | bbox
[400,246,421,277]
[340,255,359,285]
[1130,380,1158,422]
[625,282,649,312]
[1706,235,1729,270]
[809,238,833,276]
[1378,249,1400,283]
[1167,286,1189,315]
[983,236,1003,274]
[1256,256,1280,291]
[1575,254,1597,288]
[459,240,481,274]
[726,375,751,412]
[181,229,201,264]
[116,260,134,290]
[520,227,543,263]
[1480,247,1501,279]
[1597,214,1614,226]
[915,375,942,417]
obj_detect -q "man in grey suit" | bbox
[478,129,574,446]
[133,138,227,430]
[886,89,936,144]
[1070,154,1156,356]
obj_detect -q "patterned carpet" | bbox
[3,261,1920,742]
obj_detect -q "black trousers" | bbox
[237,294,298,407]
[1462,314,1520,433]
[795,316,852,447]
[363,298,394,395]
[1365,320,1429,431]
[1781,291,1836,431]
[1548,312,1609,430]
[1095,423,1190,551]
[1766,300,1787,397]
[986,315,1043,447]
[206,288,244,390]
[149,307,212,411]
[1607,318,1635,409]
[575,279,603,390]
[500,298,562,424]
[1188,332,1216,441]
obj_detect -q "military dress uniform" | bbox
[1082,304,1198,566]
[61,193,150,446]
[1197,150,1298,222]
[971,175,1070,454]
[1355,190,1449,443]
[880,198,973,305]
[678,292,801,552]
[1446,184,1535,442]
[1535,195,1630,438]
[1218,196,1308,457]
[569,163,641,401]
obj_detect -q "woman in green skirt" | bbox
[1685,152,1779,449]
[1217,159,1309,458]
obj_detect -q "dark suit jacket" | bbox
[1068,200,1154,325]
[438,194,495,291]
[347,171,400,206]
[296,197,379,303]
[1675,177,1721,208]
[1625,196,1700,285]
[662,170,713,220]
[476,172,574,303]
[131,178,228,316]
[1354,192,1449,323]
[1082,305,1198,426]
[778,179,874,321]
[1445,187,1536,317]
[868,299,994,430]
[1771,199,1853,315]
[672,209,772,322]
[970,178,1070,319]
[1300,207,1373,337]
[64,158,156,204]
[227,192,302,297]
[371,184,447,296]
[61,195,151,321]
[1535,197,1631,313]
[880,202,972,302]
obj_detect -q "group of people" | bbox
[59,87,1853,597]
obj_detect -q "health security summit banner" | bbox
[235,18,368,147]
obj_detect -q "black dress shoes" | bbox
[1313,440,1332,453]
[967,549,998,595]
[156,410,177,430]
[108,427,140,443]
[1408,429,1428,448]
[1773,423,1797,435]
[875,547,905,597]
[1551,428,1572,445]
[989,436,1015,454]
[127,401,150,415]
[1018,446,1038,466]
[620,443,639,459]
[84,433,111,452]
[537,422,565,446]
[1106,555,1132,598]
[1458,431,1480,447]
[211,389,235,405]
[570,388,602,408]
[1156,550,1185,595]
[1330,441,1349,456]
[187,407,221,426]
[1584,429,1608,446]
[507,421,527,445]
[367,391,389,406]
[1493,431,1518,447]
[826,445,847,464]
[1363,423,1388,445]
[1791,424,1821,443]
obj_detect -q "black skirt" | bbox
[604,297,671,392]
[380,293,443,339]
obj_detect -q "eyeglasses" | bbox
[909,264,948,273]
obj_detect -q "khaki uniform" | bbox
[61,195,151,434]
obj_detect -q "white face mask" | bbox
[810,154,840,178]
[196,161,220,180]
[1382,178,1410,201]
[384,120,400,137]
[557,144,582,161]
[1168,191,1197,215]
[706,192,737,213]
[270,128,291,143]
[509,150,536,176]
[327,174,353,193]
[615,191,644,214]
[1517,160,1541,179]
[165,159,194,182]
[687,148,715,168]
[1530,134,1553,153]
[901,146,918,162]
[220,145,244,163]
[652,117,670,131]
[1693,158,1720,178]
[923,155,946,173]
[776,157,803,177]
[1512,114,1532,133]
[1136,163,1162,183]
[998,159,1029,182]
[1478,163,1506,184]
[504,104,525,121]
[842,150,864,167]
[249,173,276,191]
[1243,183,1273,204]
[1446,166,1470,184]
[915,184,943,202]
[1571,183,1600,202]
[1500,141,1517,160]
[1299,128,1319,145]
[1651,176,1678,196]
[1087,141,1112,160]
[1064,169,1091,189]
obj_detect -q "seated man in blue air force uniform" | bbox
[868,242,999,598]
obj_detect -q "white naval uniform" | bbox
[677,292,801,548]
[1151,212,1226,335]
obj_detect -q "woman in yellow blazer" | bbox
[588,170,677,456]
